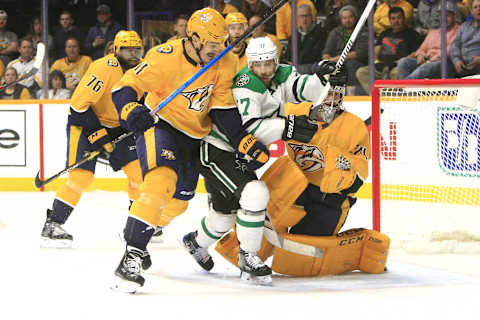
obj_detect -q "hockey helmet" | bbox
[225,12,248,27]
[113,30,143,62]
[187,7,228,45]
[310,67,347,123]
[246,36,278,71]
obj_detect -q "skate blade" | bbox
[110,276,142,294]
[149,236,164,244]
[240,271,272,286]
[40,237,73,249]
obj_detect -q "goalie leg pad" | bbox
[196,208,235,248]
[129,166,177,226]
[270,228,390,276]
[122,160,143,202]
[261,156,308,228]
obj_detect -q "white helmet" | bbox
[246,36,278,70]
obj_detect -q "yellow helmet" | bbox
[113,30,142,55]
[186,7,228,45]
[225,12,248,27]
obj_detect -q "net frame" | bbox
[371,79,480,234]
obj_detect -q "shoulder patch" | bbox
[107,58,119,67]
[157,44,173,54]
[235,74,250,87]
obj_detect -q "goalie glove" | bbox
[237,133,270,171]
[120,102,159,134]
[282,114,318,143]
[86,128,114,153]
[320,145,356,194]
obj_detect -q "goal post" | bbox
[371,79,480,251]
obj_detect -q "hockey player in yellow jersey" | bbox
[111,8,270,293]
[40,31,144,248]
[215,66,390,277]
[225,12,248,72]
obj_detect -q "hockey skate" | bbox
[182,231,214,271]
[150,226,164,243]
[238,249,272,285]
[40,209,73,248]
[112,245,147,293]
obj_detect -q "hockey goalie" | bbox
[216,68,390,277]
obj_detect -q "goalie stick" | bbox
[0,42,45,91]
[34,132,131,188]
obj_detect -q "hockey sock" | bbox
[236,209,265,252]
[50,199,75,224]
[122,160,142,201]
[124,216,155,251]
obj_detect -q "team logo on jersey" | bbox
[107,58,119,67]
[160,149,176,160]
[288,143,324,172]
[157,44,173,54]
[181,84,214,112]
[235,74,250,87]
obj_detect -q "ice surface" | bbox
[0,192,479,320]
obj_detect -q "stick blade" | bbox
[33,42,46,70]
[34,171,44,188]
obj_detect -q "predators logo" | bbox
[160,149,176,160]
[181,84,214,112]
[288,143,324,172]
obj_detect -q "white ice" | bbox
[0,191,479,320]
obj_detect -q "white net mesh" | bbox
[376,85,480,252]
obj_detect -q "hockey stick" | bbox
[34,131,132,188]
[314,0,377,105]
[147,0,288,117]
[0,42,45,91]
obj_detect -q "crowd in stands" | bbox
[0,0,479,100]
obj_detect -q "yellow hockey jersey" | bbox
[286,109,370,188]
[114,38,237,139]
[50,55,92,90]
[70,54,124,127]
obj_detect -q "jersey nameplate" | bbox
[235,74,250,87]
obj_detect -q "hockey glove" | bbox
[237,133,270,171]
[120,102,158,134]
[282,114,318,143]
[87,128,114,153]
[329,65,348,87]
[313,60,337,86]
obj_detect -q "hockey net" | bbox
[371,79,480,253]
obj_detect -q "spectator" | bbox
[374,0,414,35]
[283,4,327,74]
[356,6,421,93]
[104,40,114,56]
[37,70,71,99]
[84,4,123,60]
[324,0,355,33]
[27,16,54,61]
[276,0,317,42]
[0,67,31,100]
[0,60,4,79]
[398,1,460,79]
[449,0,480,77]
[225,12,249,71]
[241,0,275,34]
[51,37,92,93]
[7,37,44,98]
[213,0,239,16]
[54,11,84,60]
[249,15,283,59]
[323,5,368,95]
[167,15,188,42]
[0,10,18,66]
[416,0,465,36]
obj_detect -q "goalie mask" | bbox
[310,85,345,124]
[246,36,279,84]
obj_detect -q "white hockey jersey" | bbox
[203,64,329,151]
